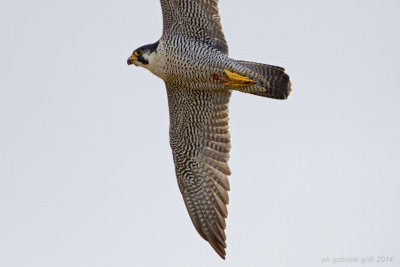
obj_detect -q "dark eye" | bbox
[134,49,142,56]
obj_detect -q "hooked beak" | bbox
[127,54,137,65]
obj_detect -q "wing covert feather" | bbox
[160,0,228,54]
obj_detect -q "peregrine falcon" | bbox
[127,0,291,259]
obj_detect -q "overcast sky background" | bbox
[1,0,399,266]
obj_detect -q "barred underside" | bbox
[167,84,231,259]
[160,0,228,54]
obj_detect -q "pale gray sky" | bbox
[0,0,399,266]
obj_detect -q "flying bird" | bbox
[127,0,291,259]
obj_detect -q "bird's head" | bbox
[127,41,160,67]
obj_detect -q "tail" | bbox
[236,60,292,100]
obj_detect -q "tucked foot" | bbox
[223,69,254,87]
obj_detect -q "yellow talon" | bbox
[223,69,254,87]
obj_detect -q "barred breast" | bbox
[158,36,237,87]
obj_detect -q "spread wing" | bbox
[160,0,228,54]
[166,83,231,259]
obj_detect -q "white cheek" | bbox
[142,52,166,79]
[143,53,156,63]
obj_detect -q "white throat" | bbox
[142,51,166,80]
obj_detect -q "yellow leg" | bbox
[223,69,254,87]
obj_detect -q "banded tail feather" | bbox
[237,60,292,100]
